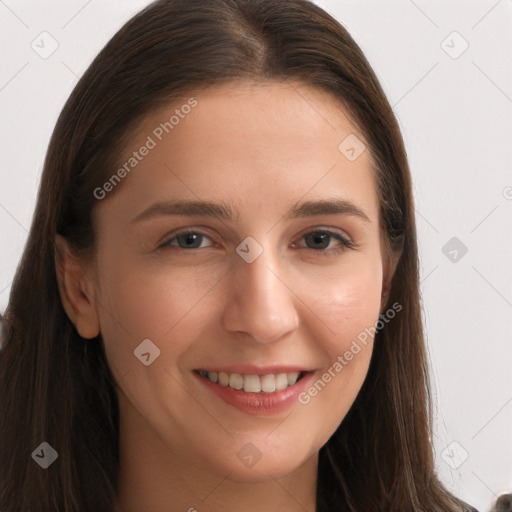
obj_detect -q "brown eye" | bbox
[298,229,355,253]
[160,231,213,250]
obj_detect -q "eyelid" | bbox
[158,225,357,252]
[297,225,353,243]
[293,227,357,251]
[158,228,215,248]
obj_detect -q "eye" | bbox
[295,229,356,254]
[158,228,357,254]
[159,230,214,250]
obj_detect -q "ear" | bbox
[54,234,100,339]
[380,248,401,314]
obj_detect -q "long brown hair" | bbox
[0,0,478,510]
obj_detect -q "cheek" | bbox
[293,257,382,416]
[96,243,383,372]
[294,251,384,344]
[94,254,224,378]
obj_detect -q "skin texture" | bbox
[55,80,397,512]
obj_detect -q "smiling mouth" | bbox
[193,369,308,393]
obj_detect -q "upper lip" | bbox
[194,364,315,375]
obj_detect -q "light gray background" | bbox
[0,1,511,510]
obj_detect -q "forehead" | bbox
[96,80,379,225]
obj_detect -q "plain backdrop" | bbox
[0,1,511,510]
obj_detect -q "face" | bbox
[87,80,387,482]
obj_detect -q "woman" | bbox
[0,0,479,510]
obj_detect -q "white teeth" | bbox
[229,373,243,390]
[287,371,300,386]
[275,373,288,391]
[218,371,229,387]
[260,374,275,392]
[243,375,261,393]
[198,370,304,393]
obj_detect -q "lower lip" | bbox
[193,371,316,416]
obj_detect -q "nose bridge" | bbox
[222,238,299,344]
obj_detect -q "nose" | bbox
[221,243,300,344]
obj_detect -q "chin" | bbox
[206,442,315,483]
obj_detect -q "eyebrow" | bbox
[131,198,371,225]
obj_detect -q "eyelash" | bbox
[159,228,357,255]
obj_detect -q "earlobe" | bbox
[54,234,100,339]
